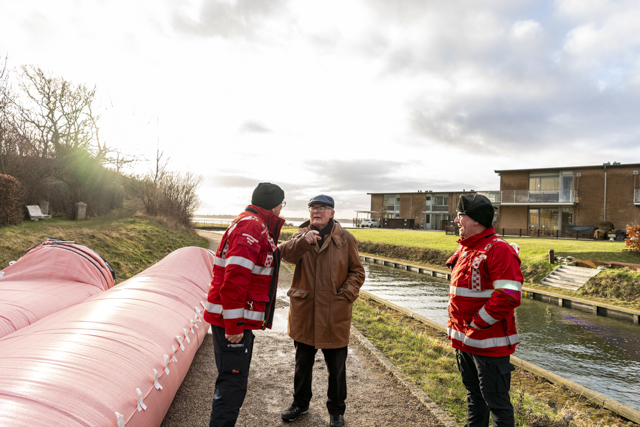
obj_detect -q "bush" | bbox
[625,223,640,251]
[0,174,25,226]
[357,240,452,266]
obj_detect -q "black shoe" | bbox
[330,414,344,427]
[281,405,309,422]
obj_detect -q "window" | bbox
[383,194,400,218]
[434,195,448,206]
[529,207,574,236]
[560,171,574,202]
[528,171,574,203]
[529,175,559,192]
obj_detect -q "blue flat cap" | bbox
[308,194,334,208]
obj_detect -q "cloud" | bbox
[171,0,288,39]
[240,120,271,133]
[302,159,431,192]
[208,175,263,188]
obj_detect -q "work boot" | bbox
[281,404,309,422]
[330,414,345,427]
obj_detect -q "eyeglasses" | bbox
[456,213,467,220]
[282,200,286,208]
[308,206,329,213]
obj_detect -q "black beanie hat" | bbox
[457,194,495,228]
[251,183,284,210]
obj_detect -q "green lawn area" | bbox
[349,228,640,265]
[0,211,208,281]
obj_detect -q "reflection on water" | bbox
[361,262,640,411]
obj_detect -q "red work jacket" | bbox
[204,205,283,335]
[446,227,523,357]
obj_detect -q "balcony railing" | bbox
[500,190,577,204]
[476,191,501,204]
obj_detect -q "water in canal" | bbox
[362,262,640,411]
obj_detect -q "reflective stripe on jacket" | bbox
[446,227,523,357]
[203,205,283,335]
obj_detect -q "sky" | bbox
[2,0,640,219]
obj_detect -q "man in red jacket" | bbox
[204,182,285,427]
[446,194,523,427]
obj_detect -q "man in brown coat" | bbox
[279,194,365,427]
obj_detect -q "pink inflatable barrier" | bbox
[0,246,214,427]
[0,240,116,339]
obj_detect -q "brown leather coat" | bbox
[280,220,365,349]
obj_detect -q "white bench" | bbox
[26,205,52,221]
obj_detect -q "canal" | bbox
[362,261,640,412]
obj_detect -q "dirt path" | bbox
[161,230,445,426]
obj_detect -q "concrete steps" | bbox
[539,265,601,291]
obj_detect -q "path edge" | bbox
[350,326,460,427]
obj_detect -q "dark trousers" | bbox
[209,326,255,427]
[455,350,515,427]
[292,341,348,415]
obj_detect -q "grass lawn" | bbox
[349,228,640,265]
[352,296,631,427]
[0,210,208,281]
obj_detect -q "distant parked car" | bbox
[360,219,379,228]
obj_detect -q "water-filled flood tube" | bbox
[0,240,116,339]
[0,246,214,426]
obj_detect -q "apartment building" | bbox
[367,190,496,230]
[495,162,640,236]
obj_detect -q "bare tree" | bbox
[159,171,203,225]
[140,149,202,226]
[7,65,99,158]
[141,149,169,217]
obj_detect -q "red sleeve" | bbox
[220,222,262,334]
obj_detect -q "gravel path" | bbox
[161,230,446,426]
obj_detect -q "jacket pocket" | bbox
[287,288,309,299]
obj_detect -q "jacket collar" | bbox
[457,226,496,249]
[300,219,345,249]
[244,205,284,238]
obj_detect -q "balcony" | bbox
[424,205,449,213]
[476,191,501,204]
[500,190,577,205]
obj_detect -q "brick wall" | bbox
[601,166,640,228]
[370,194,383,214]
[495,206,528,231]
[399,194,412,218]
[500,172,529,191]
[574,167,604,227]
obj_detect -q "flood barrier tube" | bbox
[0,246,214,427]
[360,290,640,425]
[0,240,116,339]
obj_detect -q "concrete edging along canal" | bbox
[360,289,640,425]
[360,254,640,326]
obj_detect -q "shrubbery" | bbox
[1,63,133,224]
[357,240,451,266]
[0,174,24,226]
[140,151,202,227]
[625,223,640,251]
